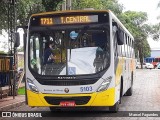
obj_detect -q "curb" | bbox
[0,100,26,111]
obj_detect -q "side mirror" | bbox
[12,32,20,47]
[117,28,124,45]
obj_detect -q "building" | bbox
[151,48,160,57]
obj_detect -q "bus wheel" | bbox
[119,79,123,104]
[109,101,119,113]
[125,74,133,96]
[125,87,132,96]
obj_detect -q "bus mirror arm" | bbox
[117,28,124,45]
[12,32,20,47]
[16,26,28,31]
[112,22,124,45]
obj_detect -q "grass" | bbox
[18,87,25,95]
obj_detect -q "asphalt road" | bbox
[1,69,160,120]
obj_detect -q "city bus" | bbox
[19,10,136,112]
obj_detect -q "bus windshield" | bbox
[28,24,110,76]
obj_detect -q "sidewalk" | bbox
[0,83,25,111]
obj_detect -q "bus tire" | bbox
[109,101,119,113]
[119,78,123,104]
[125,73,133,96]
[125,87,132,96]
[109,79,122,112]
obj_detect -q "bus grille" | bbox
[38,79,97,86]
[44,96,91,105]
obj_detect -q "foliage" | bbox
[42,0,64,12]
[17,0,63,26]
[0,0,8,30]
[100,0,124,16]
[148,1,160,41]
[17,0,45,26]
[17,46,24,52]
[119,11,148,36]
[0,0,63,29]
[0,0,63,53]
[72,0,123,16]
[148,24,160,41]
[0,51,6,54]
[72,0,103,10]
[18,87,25,95]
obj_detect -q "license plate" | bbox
[60,101,76,107]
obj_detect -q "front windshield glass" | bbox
[29,24,110,76]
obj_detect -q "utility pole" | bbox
[62,0,66,10]
[62,0,72,10]
[66,0,71,10]
[7,0,17,99]
[8,0,17,54]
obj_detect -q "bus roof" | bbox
[31,10,110,17]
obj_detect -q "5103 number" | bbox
[80,86,93,92]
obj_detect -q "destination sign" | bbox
[40,15,98,25]
[40,18,53,25]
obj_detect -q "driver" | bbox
[43,41,57,65]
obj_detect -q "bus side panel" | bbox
[115,56,125,103]
[123,58,131,94]
[126,58,130,92]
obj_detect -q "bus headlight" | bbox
[27,78,39,93]
[97,76,112,92]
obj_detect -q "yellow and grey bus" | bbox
[23,10,136,112]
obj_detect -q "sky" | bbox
[0,30,8,52]
[119,0,160,49]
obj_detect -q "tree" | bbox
[17,0,45,26]
[0,0,64,29]
[147,1,160,41]
[0,51,6,54]
[17,46,24,52]
[42,0,63,12]
[72,0,103,10]
[148,24,160,41]
[100,0,124,16]
[72,0,123,15]
[0,0,9,31]
[0,0,63,54]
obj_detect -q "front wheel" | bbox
[125,87,133,96]
[125,74,133,96]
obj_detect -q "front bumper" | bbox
[27,87,115,107]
